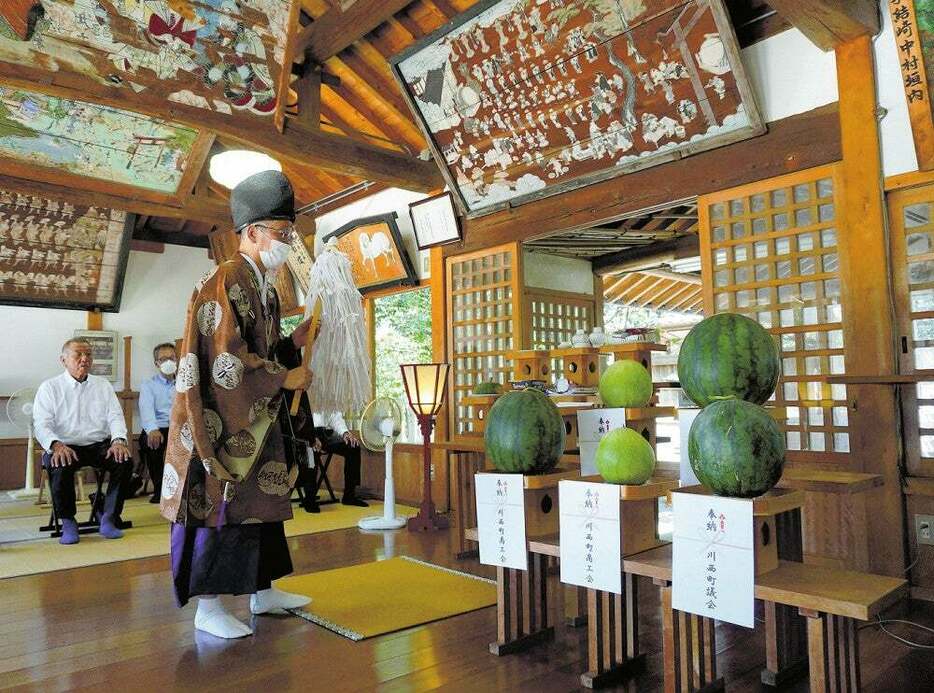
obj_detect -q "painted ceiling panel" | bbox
[0,0,295,119]
[0,84,199,193]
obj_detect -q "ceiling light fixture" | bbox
[208,150,282,189]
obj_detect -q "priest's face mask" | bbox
[249,220,295,270]
[61,340,93,381]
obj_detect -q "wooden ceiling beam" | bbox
[666,287,704,312]
[766,0,880,51]
[426,0,461,20]
[627,278,675,305]
[319,101,404,151]
[594,235,701,275]
[649,281,694,308]
[0,61,441,192]
[296,0,415,63]
[0,173,228,225]
[392,11,425,42]
[607,274,654,303]
[325,56,425,149]
[336,46,411,120]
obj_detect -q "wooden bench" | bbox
[624,545,908,693]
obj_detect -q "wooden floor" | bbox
[1,520,933,692]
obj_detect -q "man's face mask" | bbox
[159,359,177,376]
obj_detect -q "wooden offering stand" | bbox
[578,478,679,689]
[658,486,807,693]
[469,467,577,656]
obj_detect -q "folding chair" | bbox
[40,467,134,538]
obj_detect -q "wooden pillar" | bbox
[835,35,906,577]
[580,575,645,688]
[86,310,102,331]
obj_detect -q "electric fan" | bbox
[357,396,407,530]
[6,387,39,499]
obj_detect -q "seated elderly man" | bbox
[33,338,132,545]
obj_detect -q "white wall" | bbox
[1,244,214,437]
[523,250,594,295]
[741,28,839,124]
[314,187,431,280]
[740,7,918,178]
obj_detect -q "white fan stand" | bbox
[7,392,40,500]
[358,418,407,530]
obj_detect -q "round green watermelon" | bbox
[688,398,785,497]
[595,428,656,485]
[599,360,653,408]
[485,389,565,474]
[474,381,503,395]
[678,313,779,407]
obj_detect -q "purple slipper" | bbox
[99,514,124,539]
[60,518,79,545]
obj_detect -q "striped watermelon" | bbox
[688,399,785,497]
[485,390,565,474]
[677,313,779,407]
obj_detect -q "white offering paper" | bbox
[672,492,755,628]
[577,408,628,475]
[475,473,528,570]
[559,480,622,594]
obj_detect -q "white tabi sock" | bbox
[250,586,312,615]
[194,597,253,639]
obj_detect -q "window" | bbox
[374,287,432,443]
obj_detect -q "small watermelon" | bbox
[485,389,565,474]
[599,360,653,408]
[688,398,785,497]
[474,381,503,395]
[595,428,656,485]
[678,313,779,407]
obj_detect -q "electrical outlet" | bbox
[917,514,934,546]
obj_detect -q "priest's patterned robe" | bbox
[161,253,299,527]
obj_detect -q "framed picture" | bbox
[322,212,418,294]
[73,329,118,381]
[409,191,462,250]
[390,0,764,217]
[0,191,134,311]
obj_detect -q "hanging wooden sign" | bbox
[889,0,934,170]
[391,0,764,217]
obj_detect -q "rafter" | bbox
[0,61,441,192]
[323,83,421,154]
[325,56,425,149]
[766,0,880,51]
[296,0,415,64]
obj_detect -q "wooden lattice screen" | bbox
[526,288,596,376]
[446,243,523,437]
[891,183,934,478]
[699,164,851,462]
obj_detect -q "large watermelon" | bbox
[678,313,779,407]
[688,398,785,497]
[485,389,565,474]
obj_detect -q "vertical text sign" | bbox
[475,473,528,570]
[559,480,622,594]
[672,492,754,628]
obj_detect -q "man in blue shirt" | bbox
[138,342,177,502]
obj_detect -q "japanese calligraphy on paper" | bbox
[476,473,528,570]
[672,491,754,628]
[559,480,621,594]
[392,0,763,215]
